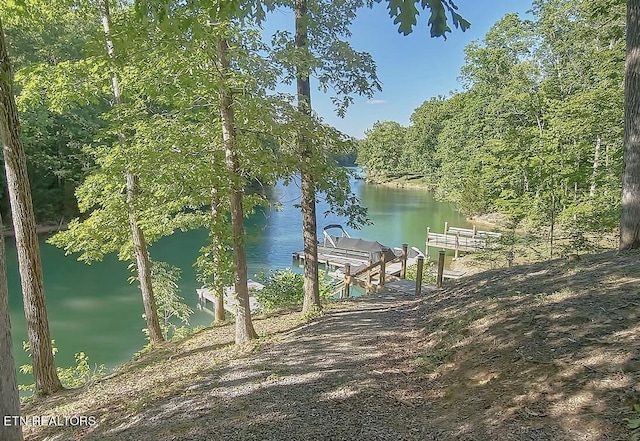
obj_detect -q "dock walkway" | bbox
[426,223,502,258]
[197,280,264,316]
[292,245,424,275]
[383,279,434,295]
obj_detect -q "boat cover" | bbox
[332,236,397,263]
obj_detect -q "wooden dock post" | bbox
[425,227,430,257]
[444,221,449,234]
[472,224,477,238]
[343,263,351,298]
[400,243,408,279]
[436,250,445,288]
[415,256,424,296]
[380,252,386,286]
[454,231,460,259]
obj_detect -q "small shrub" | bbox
[20,342,105,399]
[147,261,193,340]
[318,270,338,300]
[171,325,205,341]
[255,269,304,312]
[57,352,106,388]
[300,304,324,322]
[405,262,436,285]
[254,269,337,312]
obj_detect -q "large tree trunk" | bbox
[621,0,640,249]
[300,170,320,312]
[99,0,164,342]
[295,0,321,313]
[216,37,257,344]
[126,175,164,343]
[0,17,63,397]
[0,215,23,440]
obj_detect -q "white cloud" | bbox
[366,99,388,105]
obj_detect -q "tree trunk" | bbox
[295,0,321,313]
[0,17,63,397]
[550,191,555,258]
[590,136,601,198]
[0,215,23,440]
[301,171,320,312]
[621,0,640,249]
[210,186,225,323]
[214,286,225,322]
[99,0,164,342]
[126,175,164,343]
[216,37,257,344]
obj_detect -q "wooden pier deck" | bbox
[197,280,264,316]
[293,242,467,281]
[292,245,423,277]
[292,245,371,270]
[426,232,494,252]
[426,223,502,257]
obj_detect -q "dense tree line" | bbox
[358,0,625,235]
[3,2,106,224]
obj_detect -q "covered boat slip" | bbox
[291,224,424,276]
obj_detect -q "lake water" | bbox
[7,177,469,384]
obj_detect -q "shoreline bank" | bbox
[364,175,506,230]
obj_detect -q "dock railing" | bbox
[426,222,502,258]
[335,244,426,297]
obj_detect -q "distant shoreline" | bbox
[363,175,436,191]
[362,175,506,230]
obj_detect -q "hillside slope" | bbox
[21,250,640,440]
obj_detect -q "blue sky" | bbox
[265,0,534,138]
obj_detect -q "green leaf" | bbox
[387,0,419,36]
[451,11,471,32]
[382,0,468,38]
[423,0,449,37]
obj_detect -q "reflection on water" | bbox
[8,177,469,382]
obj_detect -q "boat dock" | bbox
[196,222,502,315]
[291,245,424,274]
[197,280,264,316]
[292,245,372,270]
[292,223,488,281]
[292,224,427,277]
[426,222,502,258]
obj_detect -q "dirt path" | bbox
[22,251,640,440]
[96,291,442,441]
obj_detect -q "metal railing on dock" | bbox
[426,222,501,258]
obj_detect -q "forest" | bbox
[358,0,625,237]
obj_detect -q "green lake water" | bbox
[8,178,470,385]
